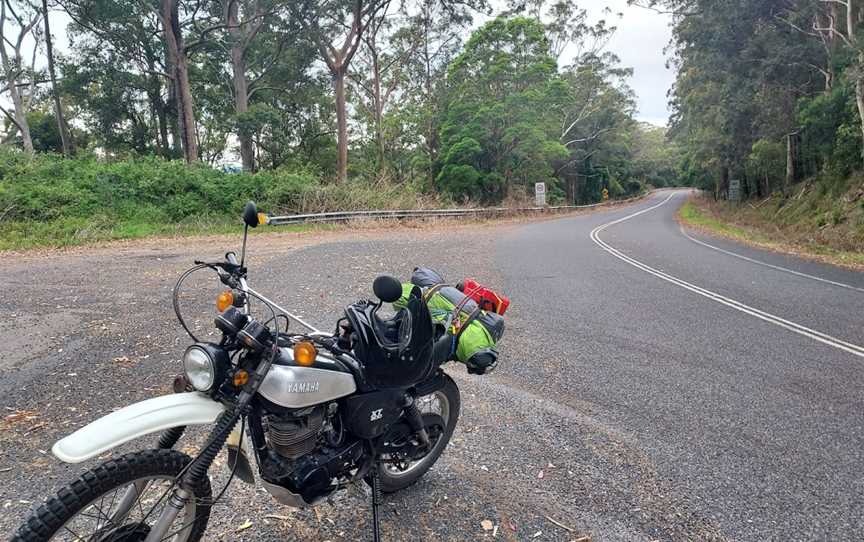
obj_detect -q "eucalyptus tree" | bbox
[556,54,636,202]
[437,16,568,202]
[289,0,393,183]
[61,0,174,155]
[0,0,42,154]
[41,0,72,155]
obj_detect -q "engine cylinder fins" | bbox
[267,407,325,459]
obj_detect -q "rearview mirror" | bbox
[243,201,259,228]
[373,275,403,304]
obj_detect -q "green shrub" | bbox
[0,146,428,248]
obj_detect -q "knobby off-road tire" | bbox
[375,373,461,493]
[12,449,212,542]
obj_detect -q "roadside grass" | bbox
[0,217,327,252]
[678,196,864,270]
[678,201,767,242]
[1,191,652,252]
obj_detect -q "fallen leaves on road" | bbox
[2,409,39,427]
[235,519,253,532]
[112,356,135,367]
[481,519,494,531]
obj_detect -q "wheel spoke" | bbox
[61,525,82,539]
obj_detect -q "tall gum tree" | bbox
[62,0,175,155]
[222,0,265,171]
[161,0,198,163]
[291,0,393,183]
[42,0,73,155]
[0,0,41,154]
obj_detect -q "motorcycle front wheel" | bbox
[374,373,461,493]
[13,449,211,542]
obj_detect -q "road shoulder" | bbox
[677,194,864,271]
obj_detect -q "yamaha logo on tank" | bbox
[286,381,321,393]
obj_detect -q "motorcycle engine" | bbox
[260,403,363,506]
[266,406,325,460]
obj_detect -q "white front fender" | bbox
[52,392,226,464]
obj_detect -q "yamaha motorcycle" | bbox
[13,202,468,542]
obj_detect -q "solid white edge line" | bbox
[679,227,864,294]
[590,193,864,359]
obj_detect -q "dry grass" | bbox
[678,189,864,270]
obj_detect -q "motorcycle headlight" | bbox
[183,344,228,392]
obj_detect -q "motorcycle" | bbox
[12,202,477,542]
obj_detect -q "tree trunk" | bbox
[42,0,73,156]
[147,82,170,156]
[369,48,385,172]
[785,131,798,190]
[227,1,254,172]
[7,84,33,153]
[0,49,33,153]
[717,165,729,200]
[334,69,348,183]
[154,85,170,156]
[232,53,254,171]
[856,64,864,163]
[162,0,198,163]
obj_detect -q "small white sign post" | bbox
[535,182,546,207]
[728,179,741,202]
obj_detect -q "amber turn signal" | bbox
[257,212,269,226]
[293,341,317,366]
[216,290,234,312]
[233,369,249,387]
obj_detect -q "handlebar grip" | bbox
[226,252,239,265]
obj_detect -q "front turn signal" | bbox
[216,290,234,312]
[293,341,317,366]
[233,369,249,387]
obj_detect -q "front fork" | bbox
[106,426,190,530]
[143,409,241,542]
[144,353,273,542]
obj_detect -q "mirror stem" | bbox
[240,224,249,268]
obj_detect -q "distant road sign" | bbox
[535,182,546,206]
[728,179,741,202]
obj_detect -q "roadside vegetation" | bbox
[649,0,864,250]
[679,187,864,269]
[0,1,679,250]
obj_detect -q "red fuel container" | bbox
[457,278,510,315]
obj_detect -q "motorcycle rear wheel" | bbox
[374,373,461,493]
[12,449,211,542]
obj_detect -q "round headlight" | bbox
[183,345,216,391]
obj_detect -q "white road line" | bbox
[679,227,864,293]
[590,193,864,359]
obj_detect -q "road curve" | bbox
[1,190,862,540]
[496,189,864,540]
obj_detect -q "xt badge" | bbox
[370,409,383,422]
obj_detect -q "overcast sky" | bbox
[580,1,674,126]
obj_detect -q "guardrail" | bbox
[266,191,652,226]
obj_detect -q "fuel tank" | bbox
[257,347,357,409]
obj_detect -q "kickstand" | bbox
[370,461,382,542]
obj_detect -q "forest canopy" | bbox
[0,0,678,222]
[645,0,864,200]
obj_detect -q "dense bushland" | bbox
[0,149,430,248]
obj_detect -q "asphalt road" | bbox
[2,189,863,541]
